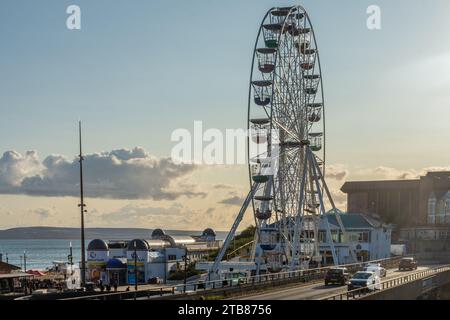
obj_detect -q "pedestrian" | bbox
[113,281,118,292]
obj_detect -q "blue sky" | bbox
[1,1,450,229]
[1,0,449,166]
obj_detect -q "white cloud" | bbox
[218,195,245,206]
[100,203,185,225]
[354,166,450,181]
[325,164,349,181]
[0,147,206,200]
[96,202,243,230]
[30,207,56,220]
[0,151,43,187]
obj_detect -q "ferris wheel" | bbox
[209,5,355,279]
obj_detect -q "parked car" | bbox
[399,257,418,271]
[84,282,96,292]
[348,271,381,292]
[364,264,387,278]
[222,272,247,286]
[365,262,381,267]
[147,277,161,284]
[324,268,350,286]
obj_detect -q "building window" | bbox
[331,231,341,243]
[318,231,327,242]
[168,255,177,261]
[428,193,437,225]
[359,232,370,243]
[341,232,370,243]
[444,192,450,225]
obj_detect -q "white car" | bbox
[366,262,381,267]
[364,265,387,278]
[348,271,381,292]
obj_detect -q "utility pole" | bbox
[68,242,74,275]
[183,246,188,291]
[134,241,138,291]
[78,121,87,288]
[23,251,27,272]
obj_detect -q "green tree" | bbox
[207,225,256,261]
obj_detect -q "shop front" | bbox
[87,239,109,283]
[126,239,150,285]
[106,258,127,285]
[127,263,146,285]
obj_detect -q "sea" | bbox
[0,231,228,271]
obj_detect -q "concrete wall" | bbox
[361,270,450,300]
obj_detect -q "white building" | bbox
[318,213,392,264]
[86,228,221,285]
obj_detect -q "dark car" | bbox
[399,257,418,271]
[147,277,160,284]
[324,268,350,286]
[84,282,96,292]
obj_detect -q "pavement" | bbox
[88,283,175,295]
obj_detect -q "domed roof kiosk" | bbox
[127,239,149,251]
[87,239,109,251]
[151,229,166,239]
[202,228,216,238]
[87,239,109,284]
[126,239,149,286]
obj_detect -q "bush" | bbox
[207,225,256,261]
[167,263,200,281]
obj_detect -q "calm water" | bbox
[0,239,85,270]
[0,232,228,270]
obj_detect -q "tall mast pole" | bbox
[78,121,87,288]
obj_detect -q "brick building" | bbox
[341,171,450,228]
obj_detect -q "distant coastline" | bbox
[0,227,228,240]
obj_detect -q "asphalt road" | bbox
[236,266,433,300]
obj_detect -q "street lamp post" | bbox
[68,242,74,276]
[183,246,189,292]
[23,251,27,273]
[78,121,87,288]
[134,241,138,291]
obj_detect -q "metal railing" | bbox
[226,240,255,261]
[63,257,404,300]
[323,265,450,300]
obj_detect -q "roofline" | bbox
[341,179,420,192]
[343,179,419,184]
